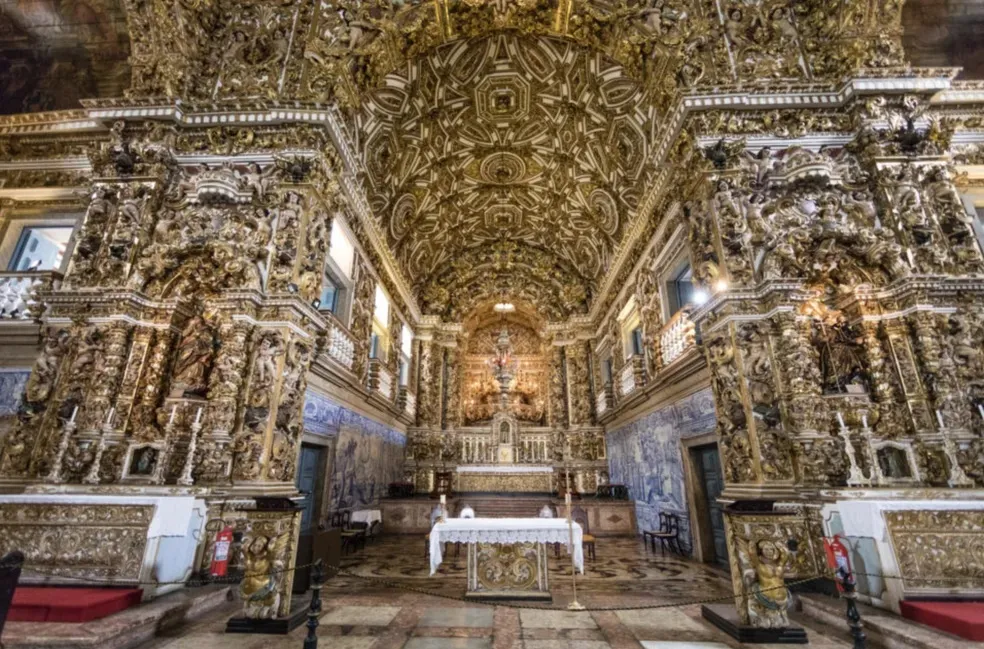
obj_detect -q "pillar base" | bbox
[701,603,808,644]
[225,597,308,635]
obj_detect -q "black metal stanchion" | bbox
[303,559,325,649]
[837,567,867,649]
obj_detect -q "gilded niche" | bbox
[462,321,548,426]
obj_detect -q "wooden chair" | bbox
[331,511,366,554]
[643,512,681,556]
[571,507,596,561]
[366,519,381,544]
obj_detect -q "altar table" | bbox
[428,517,583,600]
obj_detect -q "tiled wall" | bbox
[303,390,406,511]
[605,387,716,546]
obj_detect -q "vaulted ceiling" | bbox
[358,33,656,321]
[0,0,130,114]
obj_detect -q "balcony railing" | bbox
[596,386,613,417]
[321,312,355,371]
[399,385,416,419]
[617,354,645,398]
[0,271,61,320]
[659,308,696,367]
[368,357,394,401]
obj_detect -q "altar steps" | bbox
[454,494,554,518]
[380,495,637,536]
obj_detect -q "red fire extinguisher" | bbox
[823,534,852,592]
[210,526,234,577]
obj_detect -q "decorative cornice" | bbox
[2,71,979,330]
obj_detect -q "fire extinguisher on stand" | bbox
[210,526,234,579]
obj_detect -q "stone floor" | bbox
[137,536,859,649]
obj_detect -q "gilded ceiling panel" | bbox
[0,0,130,114]
[359,33,656,318]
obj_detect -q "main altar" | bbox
[404,321,609,497]
[429,517,583,600]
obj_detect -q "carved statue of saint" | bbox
[813,316,868,394]
[743,538,792,628]
[170,314,216,397]
[240,531,289,619]
[26,329,70,403]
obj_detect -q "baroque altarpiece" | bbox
[0,0,982,628]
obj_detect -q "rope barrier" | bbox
[3,551,983,612]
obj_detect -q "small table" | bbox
[429,518,583,600]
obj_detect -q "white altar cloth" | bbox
[429,517,583,575]
[351,509,382,527]
[455,465,554,473]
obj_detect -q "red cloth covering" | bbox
[9,587,143,623]
[900,600,984,641]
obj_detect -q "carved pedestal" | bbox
[225,497,305,635]
[466,541,550,601]
[702,503,814,643]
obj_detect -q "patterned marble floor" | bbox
[138,536,857,649]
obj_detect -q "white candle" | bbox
[194,407,203,425]
[565,492,571,506]
[439,494,446,505]
[69,405,78,424]
[936,409,945,429]
[836,411,846,430]
[168,406,177,426]
[861,414,868,430]
[978,403,984,421]
[105,407,115,425]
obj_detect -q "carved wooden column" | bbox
[565,341,592,428]
[415,332,441,429]
[442,337,461,430]
[548,344,567,429]
[349,256,376,387]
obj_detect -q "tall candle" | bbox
[861,414,868,430]
[439,494,446,505]
[168,405,177,426]
[935,409,945,429]
[836,411,846,430]
[194,407,203,425]
[565,492,571,506]
[978,403,984,422]
[69,405,78,424]
[105,407,115,425]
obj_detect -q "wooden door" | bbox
[695,444,728,566]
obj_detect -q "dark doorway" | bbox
[294,442,326,593]
[693,443,727,566]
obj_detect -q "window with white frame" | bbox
[320,219,356,325]
[0,217,78,274]
[617,296,642,360]
[329,220,355,279]
[601,356,613,386]
[399,323,413,385]
[665,260,695,318]
[371,285,390,361]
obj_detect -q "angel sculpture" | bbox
[240,531,289,619]
[739,536,793,628]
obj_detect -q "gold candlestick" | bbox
[564,444,584,611]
